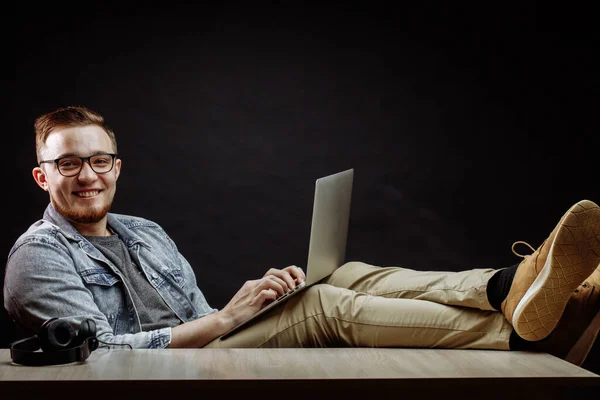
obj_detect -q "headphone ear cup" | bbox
[40,318,76,351]
[78,319,98,352]
[78,319,96,338]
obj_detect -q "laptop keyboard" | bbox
[276,280,307,302]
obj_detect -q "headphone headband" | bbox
[10,337,94,366]
[10,318,98,366]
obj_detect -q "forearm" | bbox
[171,268,306,348]
[169,311,235,348]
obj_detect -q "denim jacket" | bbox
[3,203,218,348]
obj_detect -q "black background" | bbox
[4,3,599,371]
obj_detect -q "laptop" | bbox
[220,168,354,339]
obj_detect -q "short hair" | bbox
[34,106,117,163]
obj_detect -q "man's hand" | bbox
[263,265,306,290]
[219,265,306,329]
[170,265,306,347]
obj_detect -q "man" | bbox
[4,106,600,366]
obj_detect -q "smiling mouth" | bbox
[74,190,101,198]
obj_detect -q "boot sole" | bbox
[513,200,600,341]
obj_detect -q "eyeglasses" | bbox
[39,153,118,177]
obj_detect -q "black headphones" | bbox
[10,318,99,366]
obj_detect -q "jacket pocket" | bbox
[80,269,120,286]
[79,269,126,333]
[168,267,186,288]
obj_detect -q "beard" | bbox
[54,201,113,224]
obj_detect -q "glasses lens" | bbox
[89,154,114,173]
[57,157,83,176]
[56,155,114,176]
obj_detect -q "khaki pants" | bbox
[204,261,513,350]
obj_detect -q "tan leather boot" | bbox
[501,199,600,341]
[531,265,600,366]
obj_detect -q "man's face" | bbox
[33,125,121,227]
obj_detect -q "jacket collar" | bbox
[42,203,150,248]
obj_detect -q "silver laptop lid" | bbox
[304,168,354,286]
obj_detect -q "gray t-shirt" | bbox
[86,233,182,331]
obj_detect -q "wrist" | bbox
[214,309,237,334]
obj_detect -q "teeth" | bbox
[76,191,99,198]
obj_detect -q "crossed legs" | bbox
[205,262,511,349]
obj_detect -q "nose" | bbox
[77,160,98,181]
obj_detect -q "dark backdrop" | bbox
[4,3,599,369]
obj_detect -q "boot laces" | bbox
[511,241,536,258]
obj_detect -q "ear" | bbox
[114,158,122,181]
[32,166,50,192]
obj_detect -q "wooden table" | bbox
[1,348,598,399]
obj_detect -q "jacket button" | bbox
[186,310,193,318]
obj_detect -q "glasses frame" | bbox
[39,153,118,177]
